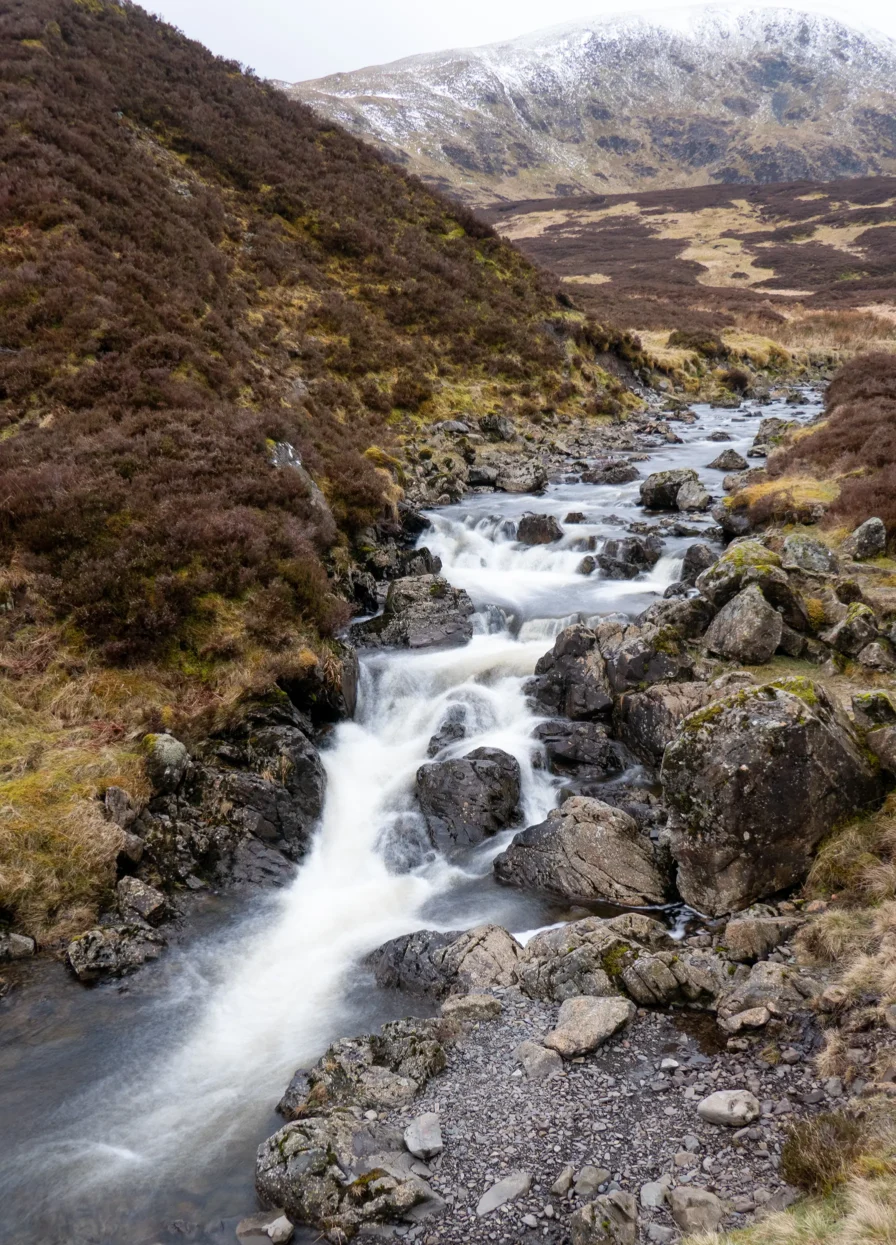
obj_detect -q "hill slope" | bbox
[284,5,896,206]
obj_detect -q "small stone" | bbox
[116,876,169,926]
[639,1180,667,1209]
[574,1165,611,1198]
[646,1227,674,1245]
[825,1076,843,1097]
[266,1216,294,1244]
[551,1166,575,1196]
[673,1151,696,1168]
[698,1089,760,1126]
[570,1191,638,1245]
[683,1135,701,1152]
[523,1215,539,1228]
[441,993,502,1022]
[405,1112,443,1160]
[476,1170,532,1216]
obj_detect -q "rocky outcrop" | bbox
[353,575,474,649]
[703,583,783,664]
[66,924,166,982]
[416,747,521,852]
[662,679,882,914]
[367,925,522,998]
[694,539,783,608]
[517,513,563,544]
[493,797,667,906]
[528,625,613,720]
[615,682,709,764]
[517,913,673,1003]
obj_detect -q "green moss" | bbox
[602,942,639,980]
[770,676,820,707]
[682,701,727,732]
[805,597,827,632]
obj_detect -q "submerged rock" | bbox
[662,679,882,914]
[353,575,474,649]
[493,797,667,906]
[416,747,521,852]
[532,719,622,780]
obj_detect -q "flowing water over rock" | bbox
[0,394,822,1245]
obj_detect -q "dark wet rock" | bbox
[533,719,622,780]
[596,618,695,696]
[703,583,783,664]
[581,463,640,485]
[706,430,734,442]
[116,877,169,926]
[676,477,712,512]
[416,747,521,852]
[467,464,497,487]
[779,622,807,657]
[662,679,882,914]
[66,924,166,982]
[494,796,667,906]
[680,542,716,585]
[577,555,597,575]
[565,511,586,523]
[637,595,714,641]
[480,413,516,441]
[517,513,563,545]
[144,733,190,793]
[821,603,879,656]
[353,575,474,650]
[597,536,662,580]
[363,541,441,583]
[842,517,887,560]
[615,682,709,764]
[256,1112,440,1239]
[368,925,522,998]
[639,468,700,510]
[781,534,839,575]
[528,625,613,720]
[707,449,748,472]
[277,1070,312,1120]
[426,705,467,757]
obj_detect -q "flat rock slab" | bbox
[698,1088,760,1126]
[515,1039,563,1081]
[544,995,636,1058]
[476,1170,532,1216]
[441,993,502,1021]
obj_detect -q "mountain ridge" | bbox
[283,5,896,205]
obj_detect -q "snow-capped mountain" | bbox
[281,5,896,204]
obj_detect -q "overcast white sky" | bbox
[146,0,896,81]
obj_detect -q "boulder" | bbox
[496,463,547,494]
[707,449,748,472]
[694,540,782,608]
[532,720,622,780]
[467,464,497,487]
[597,536,662,581]
[842,517,887,561]
[717,960,824,1028]
[581,463,640,486]
[596,619,695,696]
[858,641,896,672]
[367,925,521,998]
[353,575,474,649]
[697,1089,760,1126]
[637,595,715,641]
[544,995,636,1057]
[620,947,733,1010]
[0,932,35,962]
[821,603,879,656]
[515,1040,563,1081]
[782,534,839,575]
[528,625,613,720]
[66,924,165,982]
[279,1019,446,1119]
[615,682,709,764]
[404,1113,442,1160]
[754,416,795,447]
[640,468,700,510]
[676,478,712,512]
[663,679,881,914]
[517,513,563,545]
[480,413,515,441]
[680,542,716,585]
[416,747,521,852]
[144,733,189,793]
[668,1187,725,1233]
[867,725,896,774]
[255,1113,439,1238]
[116,877,169,927]
[570,1192,638,1245]
[494,797,667,906]
[703,584,783,664]
[723,914,803,963]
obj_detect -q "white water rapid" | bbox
[0,392,823,1245]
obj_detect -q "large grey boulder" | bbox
[615,682,709,764]
[416,747,521,852]
[821,603,878,656]
[66,925,165,982]
[782,533,839,575]
[640,468,700,510]
[842,517,887,560]
[496,463,547,493]
[662,679,881,914]
[353,575,474,649]
[518,913,672,1002]
[517,513,563,544]
[493,797,667,906]
[596,618,695,696]
[703,583,783,664]
[680,542,716,585]
[367,925,521,998]
[694,539,782,608]
[256,1113,441,1238]
[707,449,748,472]
[116,877,169,927]
[676,477,712,512]
[528,625,613,720]
[543,995,636,1057]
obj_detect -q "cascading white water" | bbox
[2,392,824,1244]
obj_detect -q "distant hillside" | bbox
[0,0,580,664]
[284,6,896,206]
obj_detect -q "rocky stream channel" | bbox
[5,389,880,1245]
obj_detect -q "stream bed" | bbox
[0,393,822,1245]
